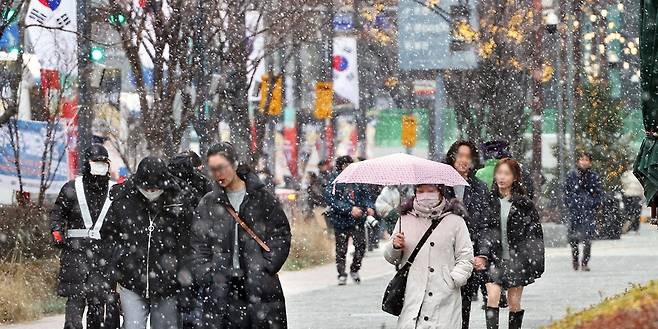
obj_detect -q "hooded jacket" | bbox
[102,160,191,299]
[384,199,474,329]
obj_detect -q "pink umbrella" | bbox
[333,153,469,188]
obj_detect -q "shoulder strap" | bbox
[75,176,94,230]
[74,177,113,239]
[223,204,271,252]
[405,213,449,265]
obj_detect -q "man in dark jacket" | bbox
[168,151,212,329]
[564,152,603,271]
[443,140,491,329]
[190,142,291,329]
[325,155,373,285]
[103,156,189,329]
[51,144,119,329]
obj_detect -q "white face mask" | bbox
[89,161,109,176]
[415,192,441,208]
[138,187,164,201]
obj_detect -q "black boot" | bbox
[499,291,508,308]
[485,307,499,329]
[509,310,525,329]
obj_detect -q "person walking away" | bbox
[480,158,545,329]
[621,170,644,233]
[325,156,370,285]
[51,144,119,329]
[384,184,474,329]
[168,151,212,329]
[190,142,291,329]
[564,152,603,271]
[103,156,190,329]
[443,141,491,329]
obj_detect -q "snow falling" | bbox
[0,0,656,328]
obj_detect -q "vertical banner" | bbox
[25,0,78,73]
[332,36,359,108]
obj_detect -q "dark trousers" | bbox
[335,225,367,276]
[570,238,592,265]
[461,271,484,329]
[64,293,119,329]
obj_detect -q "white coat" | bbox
[384,212,474,329]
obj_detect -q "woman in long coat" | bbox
[384,184,474,329]
[190,142,291,329]
[480,158,545,329]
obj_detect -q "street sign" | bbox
[333,11,353,31]
[398,0,479,70]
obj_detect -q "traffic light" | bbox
[1,8,17,24]
[401,114,417,148]
[109,12,126,26]
[314,82,333,120]
[258,75,283,116]
[90,46,106,64]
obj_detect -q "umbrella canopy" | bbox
[634,0,658,203]
[333,153,469,187]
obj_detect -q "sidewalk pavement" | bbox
[4,225,658,329]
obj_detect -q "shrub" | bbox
[282,218,334,271]
[0,259,64,324]
[0,205,54,262]
[544,281,658,329]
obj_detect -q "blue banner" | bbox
[0,119,70,194]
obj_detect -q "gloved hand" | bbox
[52,231,64,248]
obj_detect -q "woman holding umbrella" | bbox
[480,158,545,329]
[384,184,474,329]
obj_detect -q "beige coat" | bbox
[384,212,474,329]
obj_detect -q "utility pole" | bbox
[76,0,93,170]
[318,3,334,162]
[565,0,576,167]
[531,0,544,199]
[354,0,368,158]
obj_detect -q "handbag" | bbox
[382,214,445,316]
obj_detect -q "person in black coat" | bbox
[563,152,603,271]
[168,151,213,329]
[50,144,119,329]
[190,142,291,329]
[102,156,190,329]
[480,158,545,329]
[443,140,491,329]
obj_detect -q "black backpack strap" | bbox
[404,213,449,265]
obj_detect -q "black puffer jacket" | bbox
[443,175,490,256]
[50,174,113,298]
[480,194,545,284]
[190,171,291,329]
[102,178,190,298]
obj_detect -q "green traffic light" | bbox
[1,8,17,23]
[90,47,105,63]
[109,13,126,25]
